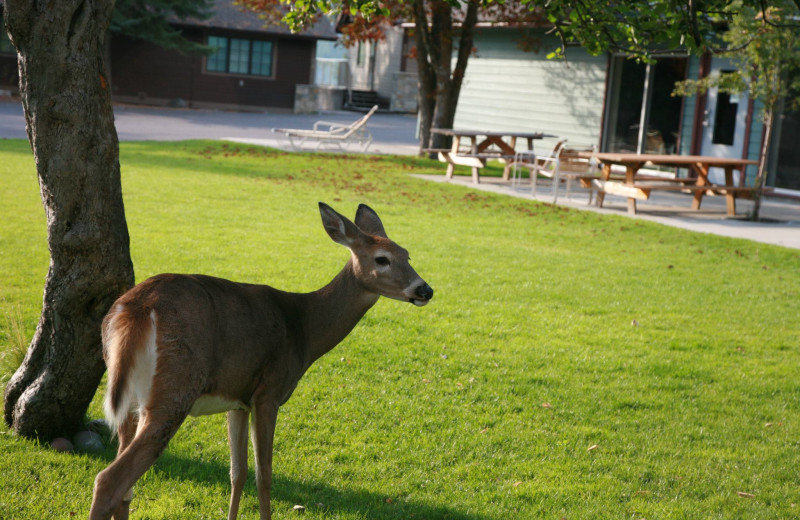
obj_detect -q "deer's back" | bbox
[110,273,304,407]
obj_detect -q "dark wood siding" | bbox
[0,53,18,90]
[110,29,315,110]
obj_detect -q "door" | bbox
[604,56,687,156]
[700,59,750,184]
[768,101,800,191]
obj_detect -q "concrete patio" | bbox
[416,173,800,250]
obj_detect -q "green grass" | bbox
[1,139,799,519]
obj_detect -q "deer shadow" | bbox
[106,449,489,520]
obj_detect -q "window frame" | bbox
[204,34,275,79]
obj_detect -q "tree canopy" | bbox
[534,0,800,60]
[111,0,215,53]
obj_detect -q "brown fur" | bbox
[89,204,432,520]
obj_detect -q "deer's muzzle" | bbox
[411,283,434,306]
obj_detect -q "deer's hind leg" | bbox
[90,402,191,520]
[91,359,203,520]
[108,413,139,520]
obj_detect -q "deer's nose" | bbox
[415,283,434,301]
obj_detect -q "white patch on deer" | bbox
[133,312,159,412]
[103,310,159,431]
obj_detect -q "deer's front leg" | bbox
[251,399,279,520]
[227,409,249,520]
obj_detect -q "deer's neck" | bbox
[300,258,379,367]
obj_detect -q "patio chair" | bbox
[272,105,377,152]
[511,140,566,199]
[512,140,599,204]
[557,145,600,203]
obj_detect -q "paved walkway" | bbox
[1,99,798,249]
[417,174,800,250]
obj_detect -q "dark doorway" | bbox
[605,56,688,154]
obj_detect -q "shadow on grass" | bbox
[152,449,487,520]
[118,140,443,181]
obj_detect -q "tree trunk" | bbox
[3,0,135,440]
[413,0,479,152]
[413,0,437,153]
[433,0,477,134]
[750,107,773,221]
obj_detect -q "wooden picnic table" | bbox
[430,128,556,184]
[577,152,759,216]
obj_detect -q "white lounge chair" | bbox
[273,105,377,152]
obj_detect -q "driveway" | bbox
[0,99,420,155]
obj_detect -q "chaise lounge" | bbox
[272,105,378,152]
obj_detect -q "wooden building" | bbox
[0,19,16,93]
[110,1,337,111]
[0,2,336,111]
[453,27,798,192]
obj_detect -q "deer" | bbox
[88,202,433,520]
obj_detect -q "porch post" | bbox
[636,62,656,154]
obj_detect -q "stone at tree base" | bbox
[51,437,74,452]
[87,418,112,437]
[73,430,105,453]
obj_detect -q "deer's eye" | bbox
[375,256,391,266]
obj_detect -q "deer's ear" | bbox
[319,202,361,246]
[354,204,387,238]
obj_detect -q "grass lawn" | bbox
[1,139,799,519]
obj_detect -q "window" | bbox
[250,41,272,76]
[711,71,738,146]
[207,36,229,72]
[206,36,273,77]
[229,38,250,74]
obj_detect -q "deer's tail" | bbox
[102,304,158,433]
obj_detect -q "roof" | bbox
[177,0,338,40]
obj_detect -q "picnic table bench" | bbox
[429,128,556,184]
[578,152,761,216]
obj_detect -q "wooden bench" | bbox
[595,179,762,216]
[428,129,554,184]
[432,150,516,184]
[578,152,760,216]
[421,148,452,156]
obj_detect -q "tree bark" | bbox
[431,0,477,139]
[413,0,437,153]
[413,0,479,152]
[3,0,135,440]
[750,107,773,221]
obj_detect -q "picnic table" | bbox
[577,152,759,216]
[429,128,556,184]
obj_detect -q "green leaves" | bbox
[111,0,216,54]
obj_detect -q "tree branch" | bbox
[687,0,704,50]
